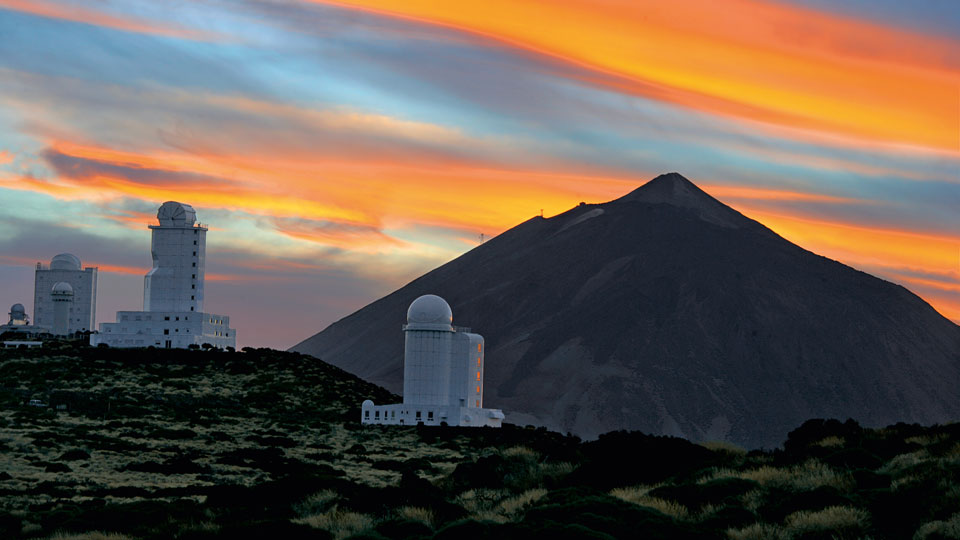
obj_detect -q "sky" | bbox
[0,0,958,349]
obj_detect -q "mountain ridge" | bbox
[293,173,960,447]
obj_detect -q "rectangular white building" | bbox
[33,254,97,334]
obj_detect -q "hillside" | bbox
[293,173,960,448]
[2,345,960,539]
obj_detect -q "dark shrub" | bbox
[376,518,433,538]
[567,431,721,489]
[44,462,71,473]
[59,449,91,461]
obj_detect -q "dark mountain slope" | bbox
[293,173,960,447]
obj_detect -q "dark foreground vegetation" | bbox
[1,345,958,540]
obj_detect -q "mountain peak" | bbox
[616,172,746,228]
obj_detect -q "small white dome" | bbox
[51,282,74,295]
[10,303,25,316]
[50,253,81,270]
[157,201,197,227]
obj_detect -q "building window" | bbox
[476,386,480,393]
[415,411,421,419]
[375,410,380,418]
[164,329,169,335]
[192,274,195,279]
[478,343,481,352]
[427,411,434,420]
[192,262,196,267]
[193,240,197,245]
[164,316,170,321]
[364,410,370,418]
[190,307,194,311]
[175,316,179,321]
[476,400,480,407]
[476,372,480,380]
[192,284,195,289]
[193,251,196,256]
[391,410,396,418]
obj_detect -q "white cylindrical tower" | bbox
[403,295,454,406]
[51,282,74,335]
[143,201,206,313]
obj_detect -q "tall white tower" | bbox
[51,282,74,335]
[144,202,206,313]
[92,201,235,350]
[403,295,454,406]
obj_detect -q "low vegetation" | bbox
[1,345,958,539]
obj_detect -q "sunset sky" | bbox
[0,0,958,348]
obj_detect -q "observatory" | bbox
[361,295,504,428]
[91,202,235,349]
[33,253,97,335]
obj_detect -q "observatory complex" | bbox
[33,253,98,335]
[361,295,504,428]
[90,202,235,349]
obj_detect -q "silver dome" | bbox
[51,282,74,295]
[157,201,197,227]
[50,253,81,270]
[405,294,454,331]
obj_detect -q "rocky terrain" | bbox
[293,173,960,448]
[2,345,960,539]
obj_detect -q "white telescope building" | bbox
[91,202,235,349]
[33,253,98,334]
[361,294,504,428]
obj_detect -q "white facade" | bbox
[91,201,236,349]
[33,253,97,333]
[144,201,205,313]
[361,295,504,428]
[94,311,233,349]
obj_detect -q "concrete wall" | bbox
[91,311,235,349]
[33,267,97,333]
[144,225,206,313]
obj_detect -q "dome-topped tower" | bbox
[405,294,454,332]
[8,303,27,325]
[50,253,81,271]
[361,292,503,427]
[156,201,197,227]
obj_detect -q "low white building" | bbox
[91,201,235,349]
[361,294,504,428]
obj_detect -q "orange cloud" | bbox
[0,151,13,165]
[317,0,960,151]
[0,0,217,40]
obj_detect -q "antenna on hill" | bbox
[479,233,484,244]
[540,209,543,218]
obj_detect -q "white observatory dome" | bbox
[405,294,454,331]
[10,303,25,316]
[51,282,74,295]
[157,201,197,227]
[50,253,82,270]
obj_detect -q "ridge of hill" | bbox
[293,173,960,448]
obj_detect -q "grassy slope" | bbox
[0,345,958,540]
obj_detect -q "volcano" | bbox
[293,173,960,448]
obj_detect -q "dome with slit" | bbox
[405,294,454,331]
[10,303,25,317]
[51,282,74,295]
[157,201,197,227]
[50,253,81,270]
